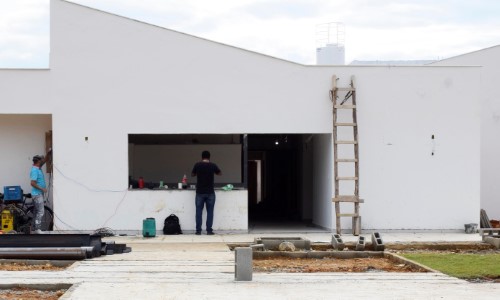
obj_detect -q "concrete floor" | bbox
[1,232,498,299]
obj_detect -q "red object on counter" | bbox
[138,177,144,189]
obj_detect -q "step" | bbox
[336,159,358,163]
[335,140,358,144]
[336,177,358,181]
[336,213,359,217]
[334,123,357,127]
[336,87,355,92]
[332,196,364,203]
[334,105,356,109]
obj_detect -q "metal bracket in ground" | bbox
[371,232,385,251]
[234,247,252,281]
[355,236,366,251]
[331,234,345,250]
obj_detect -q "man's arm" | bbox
[40,148,52,168]
[215,165,222,176]
[191,164,197,177]
[31,180,47,193]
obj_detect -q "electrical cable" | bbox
[53,164,127,193]
[49,163,127,231]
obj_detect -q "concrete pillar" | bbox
[235,247,252,281]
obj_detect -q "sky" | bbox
[1,0,500,68]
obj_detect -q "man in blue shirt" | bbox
[30,149,52,234]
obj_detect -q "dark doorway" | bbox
[248,134,307,222]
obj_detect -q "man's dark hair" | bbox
[202,151,210,159]
[32,155,43,164]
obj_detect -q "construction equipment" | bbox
[1,209,13,232]
[331,75,363,235]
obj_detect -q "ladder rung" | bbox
[335,141,357,144]
[336,88,355,92]
[333,196,362,203]
[336,159,358,163]
[336,177,358,181]
[335,123,357,127]
[334,105,356,109]
[336,213,359,217]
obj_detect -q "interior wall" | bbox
[0,114,52,193]
[300,135,313,220]
[130,144,242,183]
[312,134,333,229]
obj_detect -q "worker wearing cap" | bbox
[30,149,52,234]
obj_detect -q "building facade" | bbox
[0,0,481,232]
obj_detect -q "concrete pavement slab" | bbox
[0,232,495,299]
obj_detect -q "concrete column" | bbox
[235,247,252,281]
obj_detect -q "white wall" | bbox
[321,66,481,230]
[0,0,482,231]
[0,115,52,193]
[54,189,247,231]
[431,46,500,220]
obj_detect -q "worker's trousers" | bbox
[32,194,45,230]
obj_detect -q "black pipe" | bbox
[0,247,90,260]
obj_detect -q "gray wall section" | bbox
[312,134,333,228]
[130,144,242,184]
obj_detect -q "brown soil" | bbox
[254,257,426,273]
[0,287,66,299]
[0,263,65,271]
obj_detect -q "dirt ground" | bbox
[253,257,426,273]
[0,287,66,300]
[0,262,66,271]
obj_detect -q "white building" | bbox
[0,0,483,233]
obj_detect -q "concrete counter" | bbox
[54,189,248,232]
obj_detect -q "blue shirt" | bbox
[30,166,46,196]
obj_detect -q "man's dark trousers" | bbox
[195,193,216,233]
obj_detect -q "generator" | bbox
[1,209,14,232]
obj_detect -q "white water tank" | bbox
[316,43,345,65]
[316,22,345,65]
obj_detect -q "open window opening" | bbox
[128,134,244,189]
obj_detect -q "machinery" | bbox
[1,209,13,232]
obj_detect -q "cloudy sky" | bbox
[1,0,500,68]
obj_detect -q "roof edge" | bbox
[60,0,304,67]
[429,44,500,64]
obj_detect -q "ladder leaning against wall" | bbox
[331,75,363,236]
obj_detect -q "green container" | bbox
[142,218,156,237]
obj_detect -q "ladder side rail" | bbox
[332,76,341,234]
[351,76,361,235]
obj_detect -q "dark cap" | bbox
[32,155,44,163]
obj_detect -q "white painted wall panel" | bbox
[54,189,247,231]
[431,46,500,220]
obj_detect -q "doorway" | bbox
[247,134,326,230]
